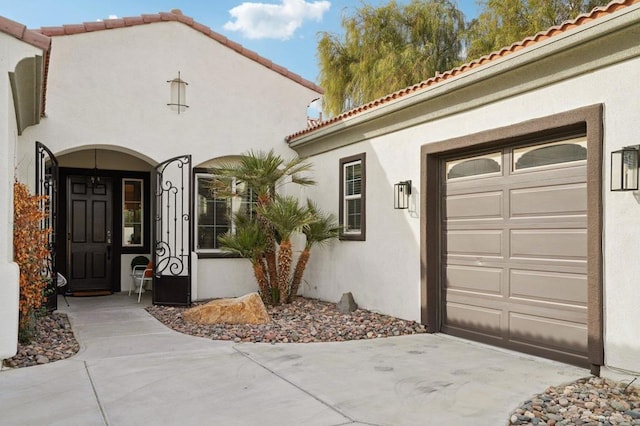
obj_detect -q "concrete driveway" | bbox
[0,294,589,425]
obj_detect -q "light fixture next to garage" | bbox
[611,147,639,191]
[394,180,411,209]
[167,71,189,114]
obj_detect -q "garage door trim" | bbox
[420,104,603,372]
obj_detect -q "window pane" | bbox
[346,199,361,232]
[513,137,587,170]
[123,179,143,247]
[198,226,215,250]
[124,224,142,245]
[446,152,502,180]
[197,174,254,251]
[345,161,362,196]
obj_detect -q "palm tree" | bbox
[287,201,340,303]
[217,216,271,302]
[257,195,314,304]
[210,150,315,305]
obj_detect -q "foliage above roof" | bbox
[286,0,640,142]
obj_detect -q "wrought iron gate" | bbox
[152,155,192,306]
[35,141,59,311]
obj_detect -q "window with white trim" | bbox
[339,153,366,241]
[195,174,255,252]
[123,178,143,247]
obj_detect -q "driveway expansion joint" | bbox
[233,345,361,425]
[84,361,109,426]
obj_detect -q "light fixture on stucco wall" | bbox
[394,180,411,209]
[611,147,639,191]
[167,71,189,114]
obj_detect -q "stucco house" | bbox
[0,10,322,358]
[2,0,640,380]
[286,0,640,377]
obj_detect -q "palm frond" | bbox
[217,217,267,260]
[303,199,340,248]
[257,195,314,241]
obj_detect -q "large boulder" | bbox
[183,292,270,325]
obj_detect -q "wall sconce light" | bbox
[167,71,189,114]
[611,147,639,191]
[394,180,412,209]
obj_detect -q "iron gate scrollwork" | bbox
[153,154,192,306]
[35,141,59,311]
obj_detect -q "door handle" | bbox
[107,245,111,261]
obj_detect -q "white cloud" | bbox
[224,0,330,40]
[96,15,119,22]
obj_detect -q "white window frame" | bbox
[122,178,144,247]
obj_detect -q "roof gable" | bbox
[286,0,640,142]
[36,9,322,94]
[0,16,50,50]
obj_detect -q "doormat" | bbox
[71,291,112,297]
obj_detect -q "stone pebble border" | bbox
[1,312,79,369]
[146,296,428,343]
[510,376,640,425]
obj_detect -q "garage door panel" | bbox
[505,299,587,323]
[510,269,587,306]
[445,302,502,337]
[446,191,503,219]
[510,229,587,259]
[441,139,589,367]
[509,313,588,353]
[510,183,587,217]
[446,265,503,294]
[447,230,503,256]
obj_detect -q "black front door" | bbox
[67,176,113,292]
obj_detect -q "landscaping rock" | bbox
[147,296,427,344]
[183,292,270,325]
[2,313,79,369]
[337,292,357,313]
[509,377,640,425]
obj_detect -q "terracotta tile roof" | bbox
[36,9,323,94]
[286,0,640,142]
[0,16,51,117]
[0,15,51,50]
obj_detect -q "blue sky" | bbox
[0,0,480,84]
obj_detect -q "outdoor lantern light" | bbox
[90,149,101,186]
[394,180,411,209]
[167,71,189,114]
[611,147,639,191]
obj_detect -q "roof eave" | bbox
[288,2,640,154]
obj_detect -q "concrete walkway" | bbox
[0,293,589,425]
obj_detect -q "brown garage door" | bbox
[441,136,588,367]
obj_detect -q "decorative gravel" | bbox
[146,296,427,343]
[510,376,640,425]
[2,313,79,369]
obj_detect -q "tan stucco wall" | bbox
[0,31,43,359]
[293,5,640,376]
